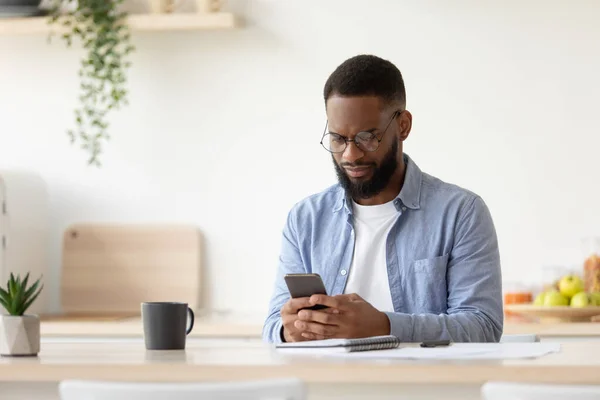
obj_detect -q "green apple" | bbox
[558,275,585,298]
[589,292,600,306]
[543,291,569,306]
[533,292,546,306]
[570,292,590,307]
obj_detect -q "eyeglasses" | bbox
[320,111,401,153]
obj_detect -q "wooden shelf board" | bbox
[0,12,237,35]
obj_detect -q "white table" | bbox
[0,338,599,400]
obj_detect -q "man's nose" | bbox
[341,141,364,164]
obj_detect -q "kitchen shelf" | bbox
[0,12,237,35]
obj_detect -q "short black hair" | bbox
[323,54,406,109]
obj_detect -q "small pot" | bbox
[0,315,40,357]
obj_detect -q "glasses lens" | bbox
[355,132,379,152]
[322,133,346,153]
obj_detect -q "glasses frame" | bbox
[319,110,402,154]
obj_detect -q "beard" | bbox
[333,138,399,200]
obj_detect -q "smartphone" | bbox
[284,273,328,310]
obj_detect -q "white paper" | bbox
[277,343,561,360]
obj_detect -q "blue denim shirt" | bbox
[263,153,503,343]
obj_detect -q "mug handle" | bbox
[186,307,195,335]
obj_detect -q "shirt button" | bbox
[340,270,347,276]
[402,207,406,211]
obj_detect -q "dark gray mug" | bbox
[141,302,195,350]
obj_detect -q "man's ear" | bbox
[397,110,412,141]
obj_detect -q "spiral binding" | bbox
[345,335,401,352]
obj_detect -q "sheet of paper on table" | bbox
[277,342,561,360]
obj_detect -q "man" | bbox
[263,54,503,343]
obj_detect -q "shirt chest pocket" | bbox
[401,253,449,313]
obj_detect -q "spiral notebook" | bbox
[276,335,401,353]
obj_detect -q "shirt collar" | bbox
[333,153,423,213]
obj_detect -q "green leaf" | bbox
[21,273,30,296]
[12,282,24,315]
[18,285,43,315]
[22,278,40,302]
[0,286,10,304]
[0,297,9,314]
[8,274,16,297]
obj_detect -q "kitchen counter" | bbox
[40,314,263,338]
[0,339,598,400]
[504,321,600,337]
[40,314,600,340]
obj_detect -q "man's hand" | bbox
[294,293,391,340]
[280,297,334,342]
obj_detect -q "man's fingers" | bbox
[283,293,361,318]
[309,294,348,310]
[290,297,314,312]
[294,320,336,337]
[282,297,312,314]
[297,309,339,325]
[301,332,328,340]
[346,293,363,302]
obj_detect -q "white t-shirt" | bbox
[343,199,397,312]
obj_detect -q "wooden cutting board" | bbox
[59,223,202,317]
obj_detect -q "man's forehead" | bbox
[326,95,383,113]
[326,96,386,133]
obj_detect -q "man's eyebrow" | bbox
[327,127,378,136]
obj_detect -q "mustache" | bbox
[340,162,376,168]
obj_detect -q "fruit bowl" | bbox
[504,304,600,323]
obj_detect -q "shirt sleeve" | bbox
[384,195,504,342]
[262,206,307,343]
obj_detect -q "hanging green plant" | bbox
[47,0,135,166]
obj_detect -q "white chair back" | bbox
[481,381,600,400]
[59,378,306,400]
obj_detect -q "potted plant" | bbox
[47,0,135,166]
[0,273,44,357]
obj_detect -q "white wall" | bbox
[1,0,600,317]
